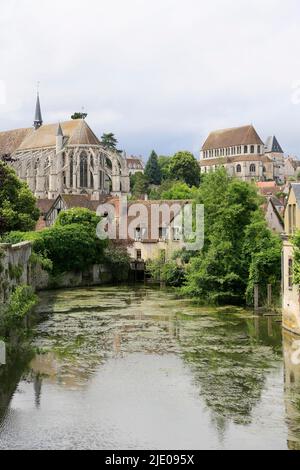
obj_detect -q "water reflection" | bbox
[283,331,300,450]
[0,286,299,449]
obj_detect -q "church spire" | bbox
[34,91,43,130]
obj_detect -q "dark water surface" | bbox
[0,286,300,450]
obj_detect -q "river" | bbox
[0,285,299,450]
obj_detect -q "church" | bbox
[200,124,285,183]
[0,95,130,200]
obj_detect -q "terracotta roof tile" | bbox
[17,119,100,151]
[202,125,264,151]
[0,127,33,156]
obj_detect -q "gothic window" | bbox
[250,164,256,173]
[236,164,242,173]
[80,153,88,188]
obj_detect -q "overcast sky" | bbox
[0,0,300,159]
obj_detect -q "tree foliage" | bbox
[181,169,282,305]
[147,258,186,287]
[161,181,197,200]
[0,162,39,235]
[157,156,171,181]
[145,151,162,185]
[4,223,107,274]
[101,133,122,154]
[71,112,88,120]
[55,208,100,228]
[104,244,131,282]
[130,172,149,199]
[168,151,200,187]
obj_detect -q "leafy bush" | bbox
[0,285,38,332]
[3,224,107,274]
[55,208,101,228]
[147,258,186,287]
[104,245,130,281]
[0,162,39,234]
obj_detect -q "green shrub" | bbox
[3,224,107,274]
[1,285,38,331]
[55,208,101,228]
[104,245,130,281]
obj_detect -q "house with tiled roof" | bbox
[0,94,130,200]
[125,156,145,176]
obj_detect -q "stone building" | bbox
[200,125,285,183]
[0,94,130,200]
[282,183,300,335]
[125,156,145,176]
[284,156,300,179]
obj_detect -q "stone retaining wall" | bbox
[0,242,32,304]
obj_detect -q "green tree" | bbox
[145,151,162,185]
[182,169,281,305]
[169,151,200,187]
[131,172,149,199]
[0,162,39,235]
[101,133,122,154]
[148,179,177,200]
[161,182,197,200]
[158,156,171,181]
[71,112,88,120]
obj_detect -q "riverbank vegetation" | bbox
[0,161,39,235]
[0,285,37,338]
[148,168,282,306]
[2,207,130,278]
[2,212,101,274]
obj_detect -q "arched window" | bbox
[244,145,248,154]
[250,164,256,173]
[80,153,88,188]
[250,145,255,154]
[236,164,242,173]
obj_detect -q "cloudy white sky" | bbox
[0,0,300,158]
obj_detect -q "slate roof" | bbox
[265,136,284,154]
[202,125,264,151]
